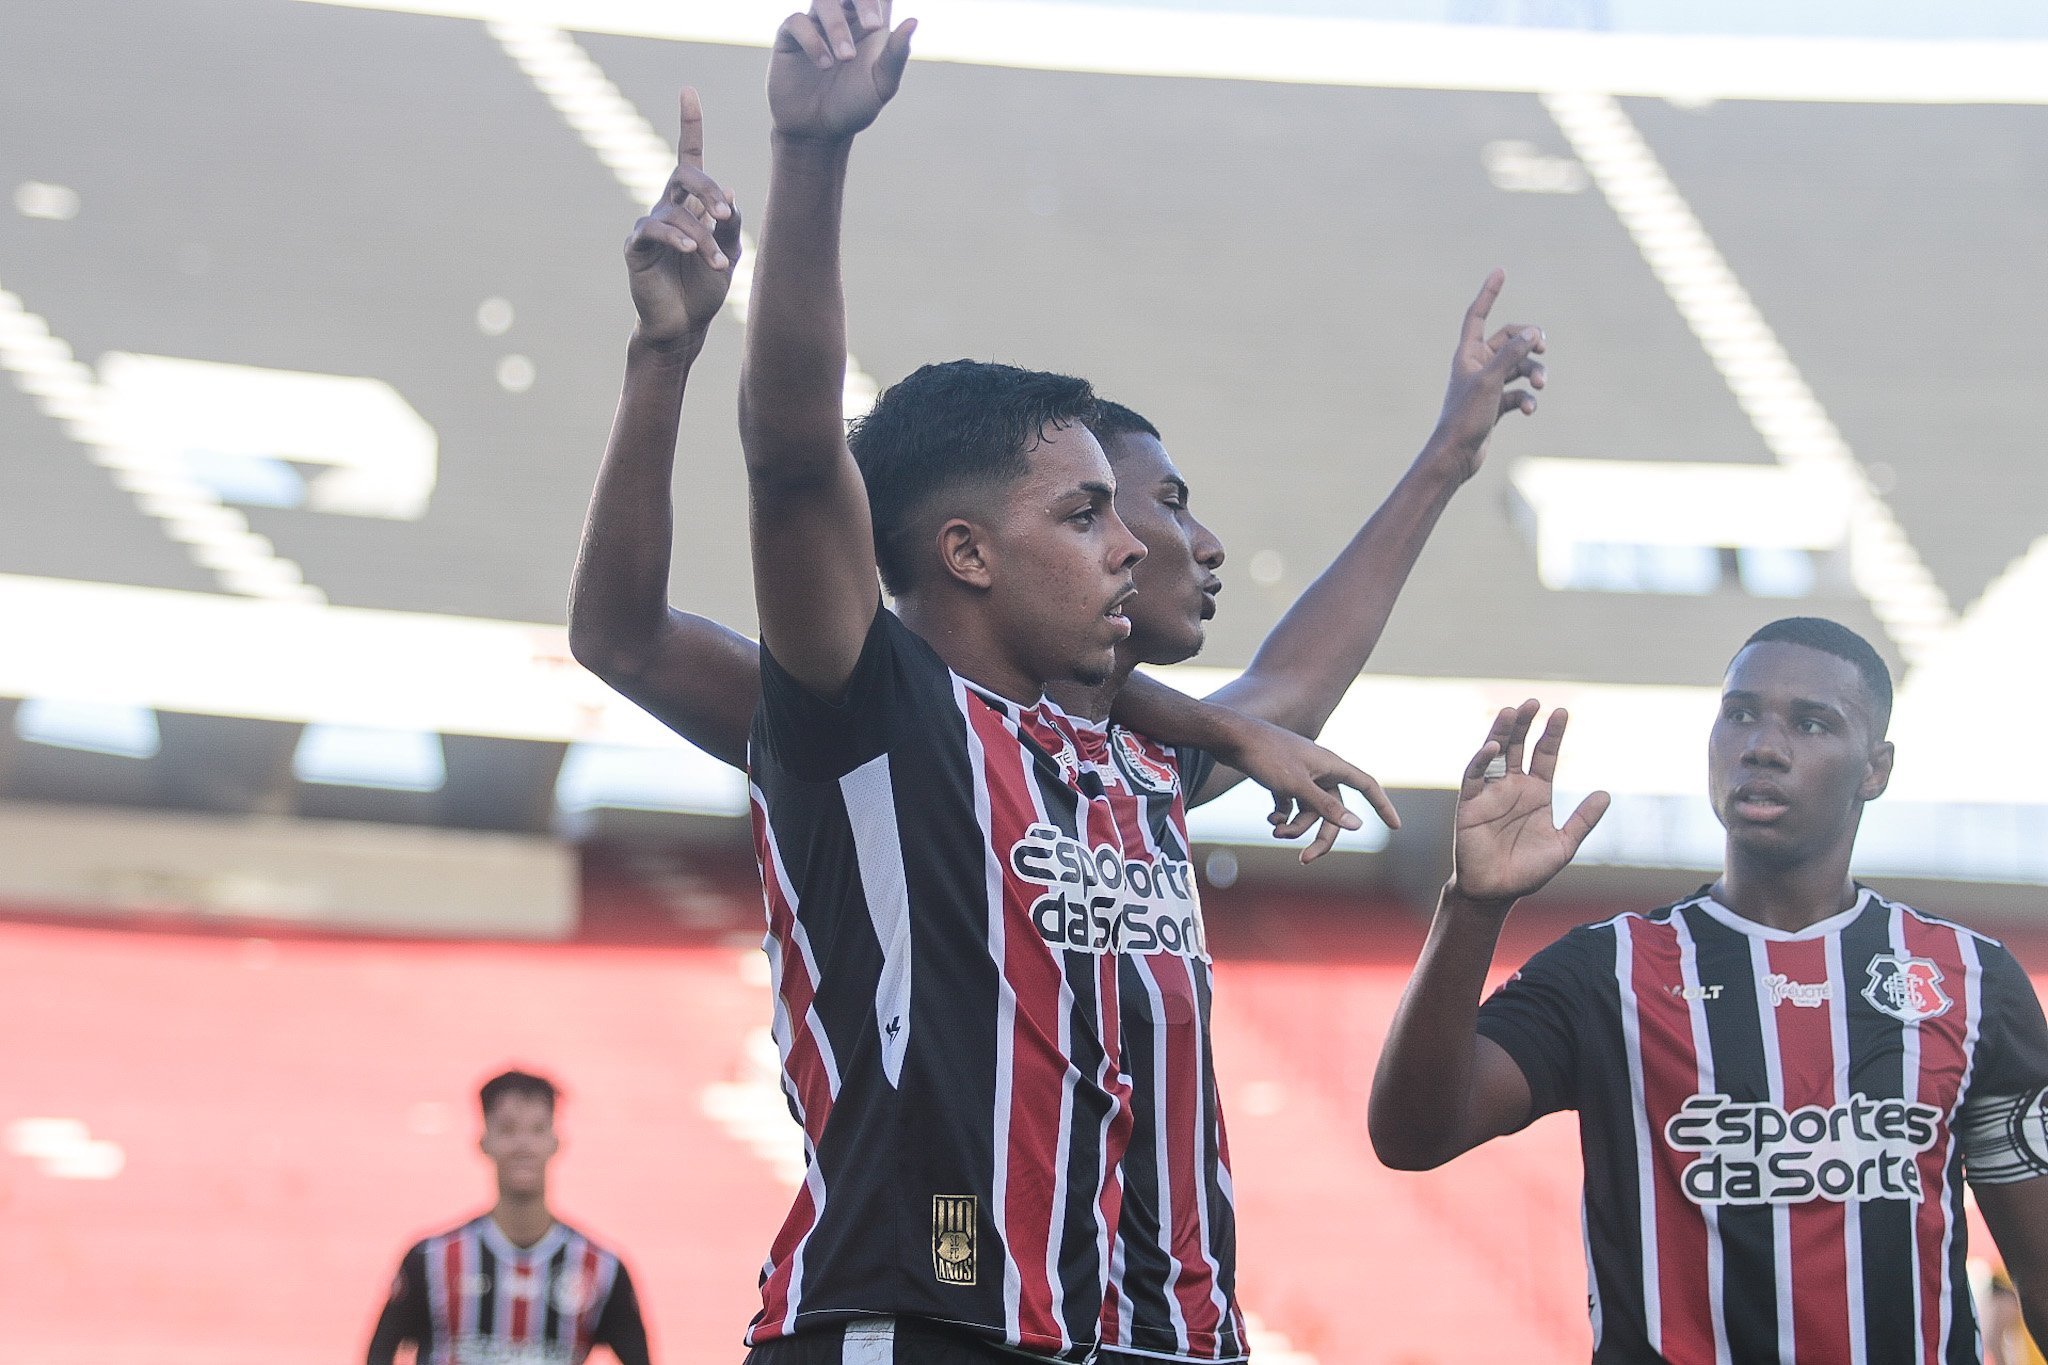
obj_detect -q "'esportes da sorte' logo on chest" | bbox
[1008,822,1205,959]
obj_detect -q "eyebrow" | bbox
[1722,690,1851,721]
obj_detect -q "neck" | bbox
[490,1191,553,1248]
[1712,838,1860,933]
[1046,650,1137,723]
[897,595,1045,706]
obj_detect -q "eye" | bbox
[1722,705,1753,723]
[1797,717,1828,735]
[1068,506,1098,528]
[1162,489,1187,511]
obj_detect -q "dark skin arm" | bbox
[737,0,914,699]
[1367,702,1608,1170]
[1115,272,1544,805]
[1977,1179,2048,1349]
[568,89,758,769]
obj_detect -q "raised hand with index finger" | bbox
[1426,269,1547,483]
[625,87,743,349]
[1448,700,1609,911]
[768,1,916,142]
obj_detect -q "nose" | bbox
[1192,518,1225,571]
[1742,720,1791,770]
[1105,505,1145,572]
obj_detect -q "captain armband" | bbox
[1961,1085,2048,1185]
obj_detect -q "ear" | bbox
[1860,739,1895,802]
[936,517,995,590]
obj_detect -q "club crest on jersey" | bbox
[553,1269,591,1314]
[1863,954,1951,1023]
[1111,726,1177,796]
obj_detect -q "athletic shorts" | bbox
[744,1318,1052,1363]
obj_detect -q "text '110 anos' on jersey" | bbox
[747,608,1234,1361]
[1477,886,2048,1365]
[369,1216,646,1365]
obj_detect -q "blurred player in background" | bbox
[1371,618,2048,1360]
[569,24,1544,1364]
[365,1070,650,1365]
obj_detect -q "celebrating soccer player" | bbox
[365,1071,650,1365]
[1370,618,2048,1360]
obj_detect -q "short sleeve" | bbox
[1960,941,2048,1187]
[1173,745,1219,801]
[1476,927,1601,1122]
[591,1261,651,1365]
[753,605,909,783]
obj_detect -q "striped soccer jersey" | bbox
[368,1215,645,1365]
[1477,886,2048,1364]
[1075,721,1247,1363]
[749,608,1187,1359]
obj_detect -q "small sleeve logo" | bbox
[931,1195,978,1285]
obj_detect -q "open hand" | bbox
[768,1,916,142]
[1450,701,1608,909]
[626,88,743,348]
[1427,270,1546,482]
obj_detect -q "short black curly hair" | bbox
[479,1069,556,1120]
[848,360,1100,596]
[1737,617,1893,735]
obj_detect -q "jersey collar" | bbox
[478,1214,566,1264]
[1692,884,1876,942]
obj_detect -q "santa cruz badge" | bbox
[1862,954,1952,1023]
[1111,726,1177,795]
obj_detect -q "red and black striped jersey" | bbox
[748,609,1169,1360]
[1077,722,1247,1363]
[366,1215,646,1365]
[1477,886,2048,1364]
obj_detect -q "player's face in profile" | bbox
[1708,641,1891,864]
[1104,432,1225,668]
[479,1093,559,1197]
[978,421,1146,688]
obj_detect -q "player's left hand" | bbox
[1425,269,1545,482]
[625,87,742,349]
[1213,715,1400,863]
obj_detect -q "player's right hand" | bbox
[768,1,916,142]
[1448,701,1608,911]
[626,87,741,349]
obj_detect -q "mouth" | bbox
[1199,579,1221,620]
[1105,585,1136,641]
[1730,781,1791,823]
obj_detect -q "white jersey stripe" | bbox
[1823,930,1868,1365]
[1887,904,1926,1356]
[840,755,915,1088]
[752,783,844,1103]
[956,677,1025,1343]
[1672,913,1732,1365]
[1944,928,1987,1360]
[1614,915,1662,1353]
[1746,935,1799,1363]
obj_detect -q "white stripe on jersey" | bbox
[1614,915,1663,1354]
[752,782,845,1106]
[840,756,916,1088]
[1138,959,1190,1354]
[956,677,1026,1345]
[1946,928,1987,1360]
[1887,905,1925,1355]
[1823,930,1868,1365]
[1747,935,1799,1364]
[1672,914,1732,1365]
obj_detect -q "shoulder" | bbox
[1865,885,2009,954]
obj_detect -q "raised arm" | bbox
[568,88,759,770]
[1188,273,1544,798]
[1368,702,1608,1169]
[738,1,915,698]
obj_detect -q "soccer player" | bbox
[366,1071,649,1365]
[1369,618,2048,1361]
[570,46,1543,1365]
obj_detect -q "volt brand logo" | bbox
[1008,822,1206,960]
[1864,954,1951,1023]
[1664,1093,1941,1206]
[1669,983,1724,1001]
[1762,973,1832,1008]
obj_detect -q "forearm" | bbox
[1213,449,1463,737]
[1368,884,1513,1169]
[737,134,853,481]
[1110,672,1252,758]
[568,332,699,679]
